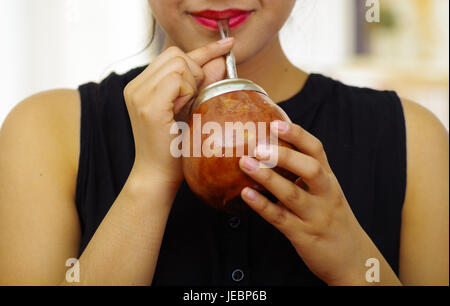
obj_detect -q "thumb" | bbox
[200,57,227,90]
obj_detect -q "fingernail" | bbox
[254,145,272,159]
[241,156,259,171]
[217,37,234,44]
[243,187,258,201]
[271,120,289,133]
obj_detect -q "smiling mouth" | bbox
[190,9,254,30]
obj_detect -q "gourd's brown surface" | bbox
[182,90,296,213]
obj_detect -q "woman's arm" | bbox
[0,90,82,285]
[0,90,179,286]
[64,162,179,286]
[399,99,449,286]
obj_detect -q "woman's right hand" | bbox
[123,38,235,189]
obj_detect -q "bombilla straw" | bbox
[217,19,238,79]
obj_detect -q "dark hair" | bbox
[142,16,166,55]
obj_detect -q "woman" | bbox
[0,0,448,286]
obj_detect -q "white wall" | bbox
[281,0,356,72]
[0,0,154,124]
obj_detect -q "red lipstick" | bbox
[191,9,253,30]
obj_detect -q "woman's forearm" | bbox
[329,231,403,286]
[60,171,179,286]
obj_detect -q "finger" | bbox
[241,187,304,239]
[158,47,205,86]
[200,57,227,90]
[239,156,316,219]
[173,95,194,115]
[128,38,233,102]
[128,56,198,111]
[255,145,331,194]
[187,37,235,66]
[138,72,195,117]
[295,177,309,191]
[270,121,331,172]
[147,56,198,95]
[131,46,205,89]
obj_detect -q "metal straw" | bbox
[217,19,238,79]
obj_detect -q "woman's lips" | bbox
[191,9,253,30]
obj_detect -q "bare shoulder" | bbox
[0,89,81,174]
[400,98,448,140]
[400,97,448,203]
[398,98,449,285]
[400,98,448,189]
[3,88,80,123]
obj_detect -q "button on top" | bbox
[232,269,244,282]
[228,216,241,229]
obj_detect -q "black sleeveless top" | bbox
[76,66,407,286]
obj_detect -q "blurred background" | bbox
[0,0,448,129]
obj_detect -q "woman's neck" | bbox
[236,36,308,103]
[163,35,309,104]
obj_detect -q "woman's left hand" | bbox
[239,120,393,286]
